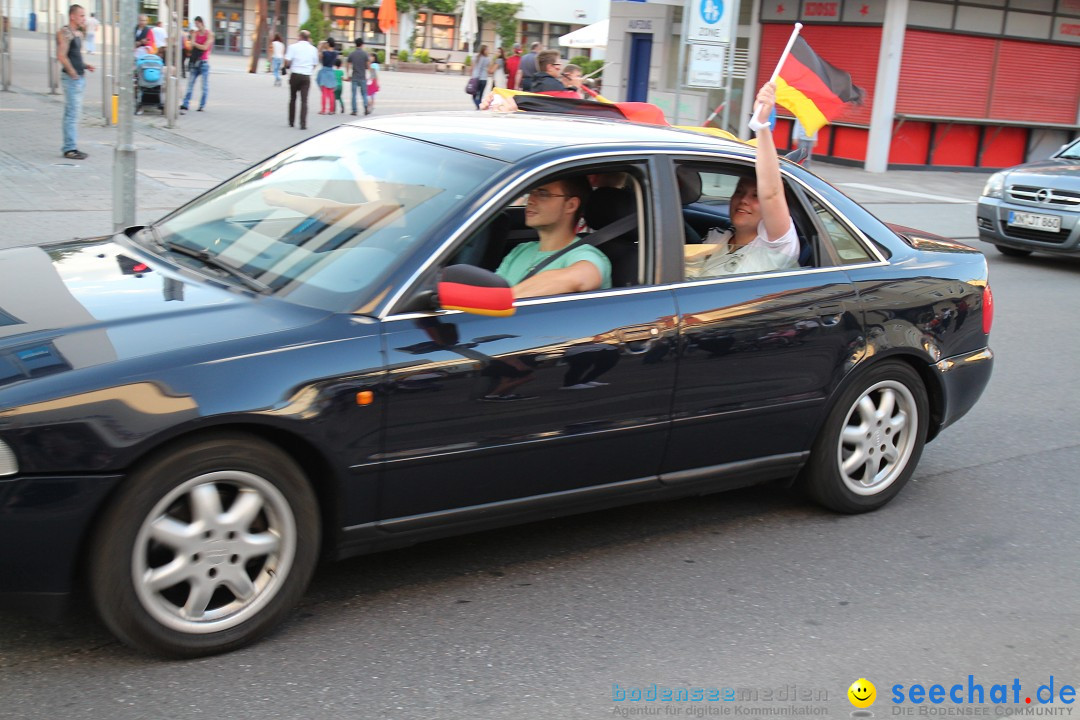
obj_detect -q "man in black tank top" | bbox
[57,4,95,160]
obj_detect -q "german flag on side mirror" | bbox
[437,265,516,317]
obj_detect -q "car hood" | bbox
[0,239,327,387]
[1003,157,1080,184]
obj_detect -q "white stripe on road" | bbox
[838,183,974,204]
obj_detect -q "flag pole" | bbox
[751,22,802,128]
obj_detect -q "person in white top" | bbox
[150,21,167,55]
[284,30,320,129]
[85,13,99,54]
[271,33,285,86]
[684,81,799,278]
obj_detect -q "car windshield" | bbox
[1055,138,1080,160]
[151,126,500,311]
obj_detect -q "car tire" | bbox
[994,244,1032,258]
[88,433,320,658]
[802,360,929,514]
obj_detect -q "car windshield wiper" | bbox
[162,240,271,294]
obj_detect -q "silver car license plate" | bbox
[1008,211,1061,232]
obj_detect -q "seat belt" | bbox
[520,214,638,282]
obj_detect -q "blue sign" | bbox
[700,0,723,24]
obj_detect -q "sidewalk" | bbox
[0,30,991,248]
[0,32,481,249]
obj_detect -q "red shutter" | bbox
[897,31,997,118]
[990,40,1080,123]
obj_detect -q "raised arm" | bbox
[753,82,792,242]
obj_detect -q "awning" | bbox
[558,19,609,49]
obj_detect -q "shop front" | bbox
[212,0,243,53]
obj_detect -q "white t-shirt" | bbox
[284,40,319,75]
[151,25,167,46]
[272,40,285,59]
[685,220,800,278]
[86,16,100,34]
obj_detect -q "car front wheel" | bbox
[89,433,320,657]
[803,360,929,513]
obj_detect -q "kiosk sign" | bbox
[687,0,732,44]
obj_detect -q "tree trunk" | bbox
[248,0,268,73]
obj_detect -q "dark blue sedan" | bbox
[0,113,993,657]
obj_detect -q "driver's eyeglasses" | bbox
[528,189,569,200]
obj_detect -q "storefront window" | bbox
[415,12,429,48]
[361,8,386,46]
[213,4,244,54]
[522,21,542,48]
[548,22,570,58]
[431,13,455,50]
[268,0,289,42]
[330,5,356,42]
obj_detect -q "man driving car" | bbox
[495,177,611,299]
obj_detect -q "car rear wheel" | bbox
[89,434,320,657]
[995,244,1032,258]
[803,360,929,513]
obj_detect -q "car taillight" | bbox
[982,285,994,335]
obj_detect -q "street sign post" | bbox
[687,0,732,45]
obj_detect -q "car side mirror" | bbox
[437,265,516,317]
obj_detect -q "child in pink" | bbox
[366,60,380,111]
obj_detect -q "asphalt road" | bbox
[1,168,1078,720]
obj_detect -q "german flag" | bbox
[775,37,863,137]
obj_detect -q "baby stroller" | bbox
[135,53,165,114]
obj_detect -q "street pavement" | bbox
[1,29,993,251]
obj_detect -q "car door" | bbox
[375,157,681,527]
[659,158,866,484]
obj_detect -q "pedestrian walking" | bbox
[793,118,818,167]
[345,38,371,116]
[84,12,99,54]
[334,57,345,113]
[151,21,167,58]
[284,29,319,129]
[491,47,506,89]
[366,59,379,111]
[470,45,490,109]
[180,16,211,112]
[317,37,339,115]
[271,33,285,86]
[515,42,540,92]
[57,3,95,160]
[505,43,521,90]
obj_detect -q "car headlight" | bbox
[981,172,1006,199]
[0,438,17,477]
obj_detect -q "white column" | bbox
[865,0,908,173]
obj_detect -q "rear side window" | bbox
[808,196,873,264]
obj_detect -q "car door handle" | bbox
[814,303,845,326]
[617,325,661,354]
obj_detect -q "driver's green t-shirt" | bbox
[495,240,612,289]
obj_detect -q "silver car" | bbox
[976,137,1080,257]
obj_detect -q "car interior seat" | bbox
[675,167,704,244]
[584,186,639,287]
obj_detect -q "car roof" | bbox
[355,111,752,163]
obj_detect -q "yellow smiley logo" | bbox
[848,678,876,708]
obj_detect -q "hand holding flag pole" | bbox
[749,22,803,132]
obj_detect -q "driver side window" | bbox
[448,164,649,295]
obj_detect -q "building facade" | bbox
[602,0,1080,170]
